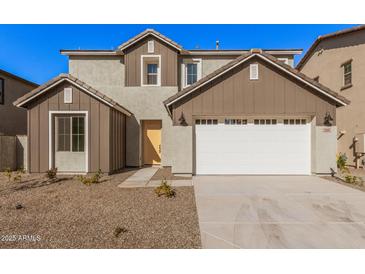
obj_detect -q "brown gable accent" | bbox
[118,29,183,52]
[14,74,132,116]
[296,25,365,70]
[164,51,349,115]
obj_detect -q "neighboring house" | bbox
[297,25,365,168]
[14,29,349,175]
[0,69,38,135]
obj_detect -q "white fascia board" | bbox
[185,50,303,56]
[60,51,120,56]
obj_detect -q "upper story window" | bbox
[141,55,161,86]
[186,63,198,85]
[182,58,202,88]
[342,60,352,89]
[0,78,4,105]
[147,64,158,85]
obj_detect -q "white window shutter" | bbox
[64,88,73,104]
[250,64,259,80]
[148,40,154,53]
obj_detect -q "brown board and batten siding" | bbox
[110,108,126,172]
[124,36,178,86]
[172,57,337,126]
[27,82,115,173]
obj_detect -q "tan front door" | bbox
[142,120,162,165]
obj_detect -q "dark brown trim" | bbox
[341,84,353,91]
[0,77,4,105]
[341,58,353,67]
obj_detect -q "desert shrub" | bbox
[4,168,12,182]
[155,179,176,198]
[46,168,58,180]
[78,169,103,186]
[114,226,128,237]
[343,174,363,186]
[13,168,25,183]
[337,153,349,173]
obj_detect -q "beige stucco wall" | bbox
[300,30,365,166]
[0,72,36,135]
[69,56,179,168]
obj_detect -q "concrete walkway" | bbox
[118,167,192,188]
[118,167,159,187]
[194,175,365,248]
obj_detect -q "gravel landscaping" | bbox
[0,170,201,248]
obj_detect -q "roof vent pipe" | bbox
[216,40,220,50]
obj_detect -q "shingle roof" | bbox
[13,74,133,116]
[296,25,365,70]
[164,50,349,113]
[0,69,39,87]
[117,29,183,52]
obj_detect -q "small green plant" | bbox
[4,168,12,182]
[78,169,103,186]
[155,178,176,198]
[337,153,349,173]
[46,167,58,180]
[13,168,25,183]
[343,173,363,186]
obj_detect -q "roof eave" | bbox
[165,53,348,109]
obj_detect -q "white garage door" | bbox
[195,118,311,175]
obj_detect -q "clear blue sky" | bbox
[0,24,358,85]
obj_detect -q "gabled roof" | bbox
[0,69,39,87]
[117,29,183,52]
[164,50,349,115]
[296,25,365,70]
[14,74,133,116]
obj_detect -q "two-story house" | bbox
[297,25,365,168]
[14,29,349,175]
[0,69,38,136]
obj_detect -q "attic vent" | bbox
[250,64,259,80]
[64,87,73,104]
[148,40,155,53]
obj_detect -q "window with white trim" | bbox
[342,61,352,87]
[141,56,161,86]
[250,64,259,80]
[283,119,306,125]
[224,119,248,125]
[182,59,202,88]
[195,119,218,125]
[56,116,85,152]
[0,78,4,105]
[254,119,277,125]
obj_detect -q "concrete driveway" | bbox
[194,176,365,248]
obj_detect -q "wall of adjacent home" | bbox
[0,72,36,136]
[300,30,365,167]
[27,82,113,173]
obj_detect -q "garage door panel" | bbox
[195,123,311,175]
